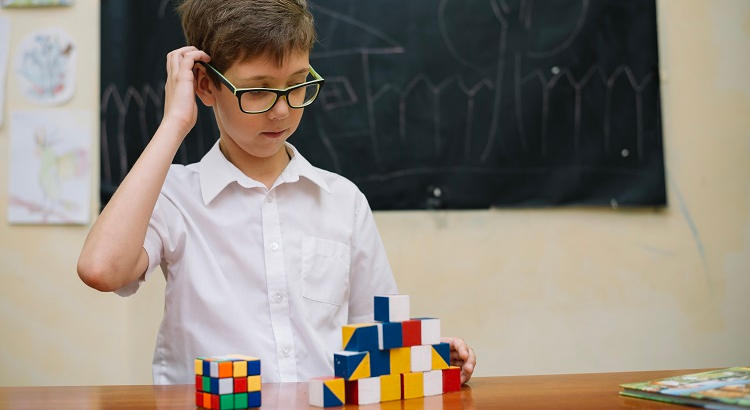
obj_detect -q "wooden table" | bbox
[0,369,709,409]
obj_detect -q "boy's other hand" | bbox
[163,46,211,138]
[441,336,476,384]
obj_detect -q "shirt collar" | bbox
[199,141,331,205]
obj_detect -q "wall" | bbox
[0,0,748,386]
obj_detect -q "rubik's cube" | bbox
[195,354,261,409]
[308,294,462,407]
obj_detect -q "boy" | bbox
[78,0,475,384]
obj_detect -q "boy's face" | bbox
[206,50,311,160]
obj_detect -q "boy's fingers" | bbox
[454,338,469,360]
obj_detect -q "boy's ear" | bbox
[194,64,217,107]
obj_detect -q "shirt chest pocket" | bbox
[301,236,351,306]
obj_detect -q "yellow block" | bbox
[390,347,411,374]
[431,346,449,370]
[194,359,203,375]
[233,360,247,377]
[349,352,371,380]
[325,378,346,404]
[380,373,401,402]
[402,372,424,399]
[247,375,262,392]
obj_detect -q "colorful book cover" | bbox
[620,367,750,409]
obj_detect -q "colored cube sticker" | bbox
[334,351,371,380]
[309,377,345,407]
[246,390,261,407]
[247,375,261,392]
[374,295,410,322]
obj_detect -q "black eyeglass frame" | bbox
[198,61,325,114]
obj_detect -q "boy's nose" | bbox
[268,95,290,120]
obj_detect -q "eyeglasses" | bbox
[198,61,325,114]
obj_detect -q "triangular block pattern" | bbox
[309,294,462,407]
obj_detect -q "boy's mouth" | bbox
[260,129,287,139]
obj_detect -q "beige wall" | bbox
[1,0,748,386]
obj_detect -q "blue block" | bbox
[369,348,391,377]
[378,321,403,350]
[374,296,390,323]
[210,377,219,394]
[247,390,261,407]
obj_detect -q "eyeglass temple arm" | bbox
[196,61,238,93]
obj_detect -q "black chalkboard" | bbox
[101,0,665,210]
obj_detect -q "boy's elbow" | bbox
[77,257,120,292]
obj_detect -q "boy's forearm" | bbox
[78,121,186,291]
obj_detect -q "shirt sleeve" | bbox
[113,194,168,297]
[348,191,398,323]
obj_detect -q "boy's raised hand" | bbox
[441,336,477,384]
[162,46,211,138]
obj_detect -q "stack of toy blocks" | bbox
[195,354,261,409]
[308,294,461,407]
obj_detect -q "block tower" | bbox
[308,295,461,407]
[195,354,261,409]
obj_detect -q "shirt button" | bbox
[270,242,280,251]
[265,195,273,204]
[272,292,283,303]
[281,346,291,357]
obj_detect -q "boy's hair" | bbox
[177,0,316,75]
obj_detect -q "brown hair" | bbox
[177,0,316,74]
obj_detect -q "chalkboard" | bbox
[101,0,665,210]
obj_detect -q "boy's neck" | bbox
[218,138,291,189]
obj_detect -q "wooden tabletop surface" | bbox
[0,369,710,409]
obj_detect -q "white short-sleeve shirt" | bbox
[115,141,398,384]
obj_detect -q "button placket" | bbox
[261,193,298,381]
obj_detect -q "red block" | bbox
[442,366,461,392]
[195,375,202,392]
[345,380,359,404]
[401,320,421,346]
[211,393,220,409]
[195,391,202,406]
[234,377,247,393]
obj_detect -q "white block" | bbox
[423,370,443,396]
[419,318,441,345]
[410,345,431,372]
[375,294,410,322]
[210,361,219,378]
[389,295,410,322]
[308,378,324,407]
[218,377,233,395]
[353,377,381,405]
